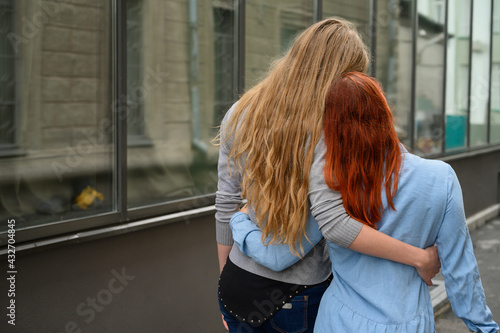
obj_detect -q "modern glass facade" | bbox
[1,0,499,245]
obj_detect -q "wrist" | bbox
[412,248,429,270]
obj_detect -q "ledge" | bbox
[0,205,216,258]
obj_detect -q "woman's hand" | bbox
[221,314,229,331]
[240,204,248,215]
[415,245,441,286]
[349,225,441,286]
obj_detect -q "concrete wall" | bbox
[444,149,500,217]
[0,212,223,333]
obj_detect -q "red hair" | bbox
[323,72,402,228]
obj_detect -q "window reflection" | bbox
[323,0,372,46]
[0,0,114,230]
[245,0,314,89]
[445,0,470,151]
[414,0,445,155]
[375,0,414,147]
[0,0,16,148]
[491,0,500,143]
[127,0,147,144]
[469,0,492,146]
[126,0,236,209]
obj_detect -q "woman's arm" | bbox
[215,103,242,271]
[230,211,324,271]
[309,136,440,285]
[230,210,439,282]
[348,225,439,284]
[435,166,498,332]
[229,136,440,282]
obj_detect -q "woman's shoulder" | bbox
[401,152,453,188]
[403,150,450,171]
[221,101,240,124]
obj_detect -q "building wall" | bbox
[0,213,223,333]
[445,150,500,217]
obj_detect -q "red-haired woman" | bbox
[229,72,498,332]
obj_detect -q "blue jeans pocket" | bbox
[270,295,308,333]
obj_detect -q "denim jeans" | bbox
[219,281,329,333]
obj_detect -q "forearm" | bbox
[437,167,499,332]
[310,137,439,283]
[217,243,232,273]
[230,212,322,271]
[348,224,431,269]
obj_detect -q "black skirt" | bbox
[218,257,331,327]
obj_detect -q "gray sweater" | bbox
[215,103,363,285]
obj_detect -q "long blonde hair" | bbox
[218,18,370,256]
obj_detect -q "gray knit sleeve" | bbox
[309,135,363,247]
[215,103,242,245]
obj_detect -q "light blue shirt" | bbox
[230,151,499,333]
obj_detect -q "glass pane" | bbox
[127,0,237,208]
[127,0,146,141]
[445,0,470,151]
[414,0,446,155]
[245,0,315,88]
[375,0,414,147]
[0,0,114,231]
[470,0,492,146]
[0,1,15,146]
[322,0,373,48]
[491,0,500,143]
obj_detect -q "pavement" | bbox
[432,213,500,332]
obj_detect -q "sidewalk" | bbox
[431,208,500,332]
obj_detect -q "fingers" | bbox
[221,314,229,331]
[240,204,249,215]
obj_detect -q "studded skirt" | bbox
[218,257,331,327]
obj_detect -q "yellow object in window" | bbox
[74,186,104,210]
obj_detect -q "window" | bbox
[414,0,446,155]
[323,0,373,48]
[491,0,500,143]
[375,0,414,147]
[126,0,236,210]
[213,5,236,130]
[457,0,471,37]
[280,5,313,53]
[127,0,148,144]
[432,0,445,24]
[245,0,314,88]
[0,0,16,149]
[469,0,492,146]
[0,0,114,239]
[445,0,470,151]
[494,0,500,34]
[491,65,500,144]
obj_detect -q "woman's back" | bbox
[316,151,496,332]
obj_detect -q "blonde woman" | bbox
[215,18,440,333]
